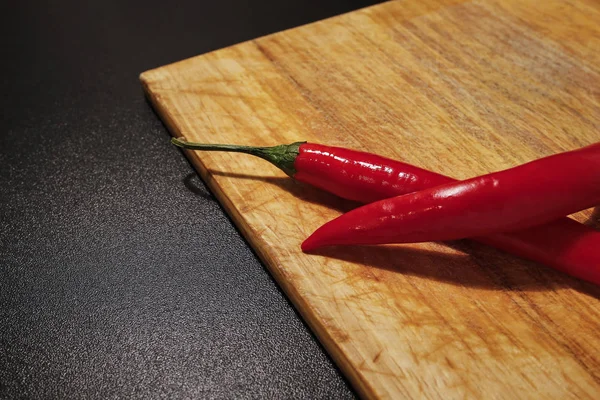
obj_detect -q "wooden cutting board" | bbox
[140,0,600,398]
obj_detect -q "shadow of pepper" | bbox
[207,169,361,213]
[585,206,600,230]
[191,169,600,296]
[309,242,600,298]
[183,172,215,200]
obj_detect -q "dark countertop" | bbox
[0,1,381,398]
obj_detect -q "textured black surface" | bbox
[0,1,382,398]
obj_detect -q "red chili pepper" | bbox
[302,143,600,250]
[172,138,600,285]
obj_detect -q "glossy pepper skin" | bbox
[302,143,600,252]
[294,144,446,204]
[171,138,600,285]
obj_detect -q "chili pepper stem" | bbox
[171,137,305,177]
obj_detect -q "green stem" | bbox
[171,137,305,177]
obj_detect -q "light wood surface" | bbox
[140,0,600,398]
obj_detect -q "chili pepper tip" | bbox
[301,224,337,252]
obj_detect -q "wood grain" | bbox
[140,0,600,398]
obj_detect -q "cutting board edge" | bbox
[137,1,394,83]
[139,75,379,400]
